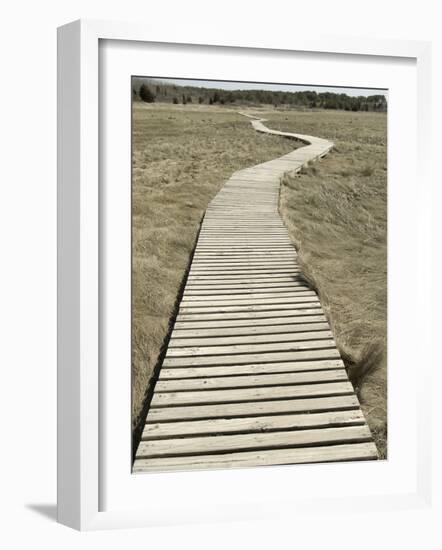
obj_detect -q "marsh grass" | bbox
[262,109,387,457]
[132,103,297,455]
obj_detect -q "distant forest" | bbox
[132,78,387,112]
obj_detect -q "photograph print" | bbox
[130,76,387,473]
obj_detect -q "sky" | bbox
[146,77,387,98]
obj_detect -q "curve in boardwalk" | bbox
[133,114,378,473]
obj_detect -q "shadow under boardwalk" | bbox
[133,117,378,473]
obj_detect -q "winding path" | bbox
[133,114,378,473]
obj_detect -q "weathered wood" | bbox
[137,425,372,458]
[169,329,332,347]
[162,348,341,367]
[133,442,378,472]
[188,268,300,276]
[179,303,322,316]
[155,369,347,391]
[187,274,303,282]
[190,261,299,268]
[145,394,361,422]
[186,277,306,285]
[192,255,297,260]
[165,339,335,358]
[180,296,319,308]
[184,282,310,291]
[142,410,365,440]
[184,288,313,297]
[159,359,345,379]
[183,290,315,300]
[176,308,323,322]
[150,381,354,407]
[192,254,297,260]
[172,322,329,338]
[174,315,327,329]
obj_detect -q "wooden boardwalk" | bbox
[133,115,378,473]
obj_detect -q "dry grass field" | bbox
[132,102,387,459]
[262,109,388,457]
[132,103,297,453]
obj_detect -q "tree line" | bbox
[133,80,387,112]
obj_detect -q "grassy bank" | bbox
[131,103,297,453]
[262,110,388,457]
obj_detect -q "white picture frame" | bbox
[57,19,432,531]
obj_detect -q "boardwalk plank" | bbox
[169,330,332,347]
[165,339,335,358]
[183,290,315,299]
[155,369,347,391]
[145,395,361,422]
[174,315,327,329]
[159,359,345,379]
[176,309,324,322]
[142,410,365,440]
[180,296,319,308]
[162,349,341,367]
[178,303,321,315]
[150,381,354,407]
[137,425,372,458]
[133,443,378,472]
